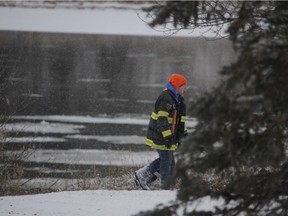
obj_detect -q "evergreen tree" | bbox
[138,1,288,215]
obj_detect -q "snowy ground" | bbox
[0,190,227,216]
[0,190,177,216]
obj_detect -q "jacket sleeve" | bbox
[155,93,173,139]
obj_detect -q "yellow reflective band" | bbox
[145,138,154,146]
[151,112,171,121]
[181,116,186,123]
[162,129,172,137]
[151,112,158,120]
[158,111,169,117]
[145,138,177,151]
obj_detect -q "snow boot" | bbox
[134,166,154,190]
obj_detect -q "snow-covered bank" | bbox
[0,190,234,216]
[0,5,223,37]
[0,190,177,216]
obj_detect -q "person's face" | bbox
[177,85,186,97]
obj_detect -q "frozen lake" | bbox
[1,114,197,189]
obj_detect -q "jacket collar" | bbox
[165,82,179,102]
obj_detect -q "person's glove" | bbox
[164,135,174,149]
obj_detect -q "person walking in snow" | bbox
[135,73,188,190]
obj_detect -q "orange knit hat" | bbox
[169,73,187,88]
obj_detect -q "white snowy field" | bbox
[0,4,189,37]
[0,2,227,38]
[0,190,228,216]
[0,190,177,216]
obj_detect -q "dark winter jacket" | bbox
[145,83,188,151]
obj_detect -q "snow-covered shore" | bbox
[0,190,177,216]
[0,1,227,37]
[0,190,229,216]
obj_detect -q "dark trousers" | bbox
[146,150,174,188]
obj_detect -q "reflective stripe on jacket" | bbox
[145,88,187,151]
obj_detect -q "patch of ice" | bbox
[3,121,85,134]
[5,136,66,143]
[11,115,149,126]
[13,149,157,166]
[66,135,144,144]
[10,115,198,128]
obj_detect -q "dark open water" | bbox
[0,30,235,116]
[0,31,235,189]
